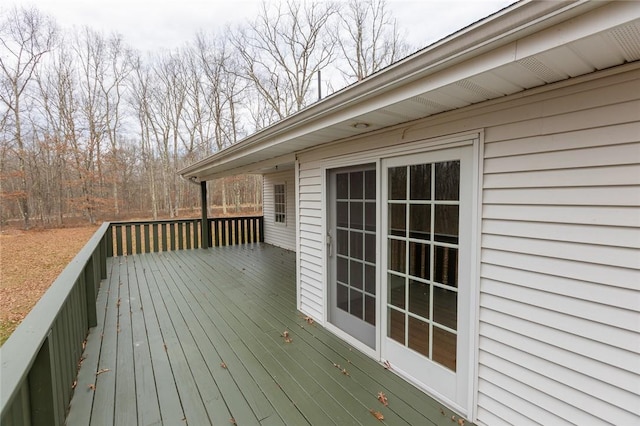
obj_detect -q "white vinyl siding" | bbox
[295,66,640,424]
[477,75,640,425]
[263,170,296,251]
[297,166,324,320]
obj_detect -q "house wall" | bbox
[263,169,296,251]
[295,65,640,424]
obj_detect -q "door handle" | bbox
[327,231,333,258]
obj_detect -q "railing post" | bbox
[28,333,60,425]
[201,181,210,249]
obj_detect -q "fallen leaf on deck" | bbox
[96,368,111,376]
[304,316,314,324]
[377,392,388,406]
[71,380,77,389]
[458,418,465,426]
[383,360,391,370]
[220,362,227,369]
[341,368,350,376]
[369,409,384,421]
[88,384,96,391]
[230,417,236,424]
[281,330,293,343]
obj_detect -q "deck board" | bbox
[67,243,470,426]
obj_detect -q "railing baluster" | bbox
[161,223,167,251]
[144,224,151,254]
[125,225,133,255]
[169,223,176,251]
[185,222,191,249]
[153,223,159,252]
[115,225,123,256]
[135,225,142,255]
[178,222,184,250]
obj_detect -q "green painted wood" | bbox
[125,225,133,255]
[114,258,138,425]
[90,259,121,425]
[135,225,142,255]
[177,222,184,250]
[67,243,472,426]
[152,223,159,252]
[169,223,176,251]
[183,250,389,426]
[84,260,97,328]
[144,224,151,254]
[141,256,213,424]
[161,224,167,252]
[28,334,58,425]
[131,254,182,425]
[66,258,112,425]
[106,227,113,258]
[185,222,192,249]
[115,225,123,256]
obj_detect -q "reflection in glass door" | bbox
[328,165,376,349]
[387,160,460,370]
[382,144,472,411]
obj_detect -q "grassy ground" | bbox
[0,226,98,345]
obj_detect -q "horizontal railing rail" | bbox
[0,215,264,425]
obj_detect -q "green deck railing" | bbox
[108,216,264,255]
[0,216,264,425]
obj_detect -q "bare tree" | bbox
[336,0,411,82]
[0,6,57,228]
[232,0,338,126]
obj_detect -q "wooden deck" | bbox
[66,243,464,426]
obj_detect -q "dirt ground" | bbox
[0,226,98,345]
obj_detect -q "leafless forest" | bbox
[1,0,411,229]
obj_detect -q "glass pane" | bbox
[365,202,376,232]
[434,246,458,287]
[350,171,363,199]
[408,242,430,280]
[408,316,430,358]
[433,287,457,330]
[435,161,460,201]
[433,327,456,371]
[410,164,431,200]
[350,260,363,289]
[365,233,375,263]
[365,264,375,294]
[409,204,431,240]
[388,239,406,273]
[409,280,430,319]
[388,167,407,200]
[350,201,363,229]
[337,173,349,199]
[350,231,363,260]
[388,308,405,344]
[389,204,406,237]
[365,170,376,200]
[337,201,348,228]
[337,283,349,311]
[388,273,405,309]
[350,288,363,319]
[337,256,348,284]
[336,229,348,256]
[365,295,376,325]
[435,205,459,244]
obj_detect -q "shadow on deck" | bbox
[66,244,461,426]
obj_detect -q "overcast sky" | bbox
[5,0,516,53]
